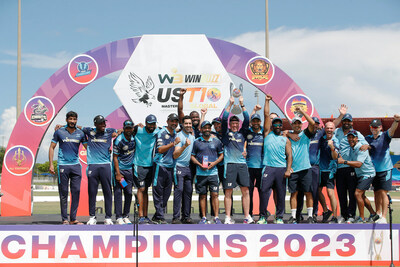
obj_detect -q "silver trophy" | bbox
[230,83,243,115]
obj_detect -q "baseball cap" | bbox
[272,117,283,124]
[167,113,179,121]
[312,117,320,124]
[212,117,221,124]
[123,120,134,129]
[291,117,302,124]
[370,119,382,127]
[229,115,239,122]
[347,129,358,137]
[201,121,212,128]
[251,113,261,121]
[342,113,353,121]
[145,114,157,124]
[93,115,106,124]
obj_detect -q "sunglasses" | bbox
[273,124,282,127]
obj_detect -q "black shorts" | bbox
[133,165,153,188]
[372,170,392,191]
[195,175,219,195]
[319,171,335,189]
[288,168,312,193]
[356,175,374,191]
[222,163,250,189]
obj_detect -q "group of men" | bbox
[49,90,399,225]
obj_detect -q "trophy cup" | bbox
[230,83,243,115]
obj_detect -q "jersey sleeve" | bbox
[82,127,91,135]
[191,140,198,156]
[113,138,121,155]
[216,139,224,154]
[51,130,59,143]
[357,131,368,145]
[80,132,87,144]
[356,149,369,164]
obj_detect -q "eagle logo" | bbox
[129,72,155,107]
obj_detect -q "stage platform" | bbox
[0,213,398,266]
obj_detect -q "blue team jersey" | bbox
[113,134,135,170]
[82,127,116,165]
[334,128,368,169]
[175,131,196,167]
[366,131,393,172]
[134,127,160,167]
[192,136,223,176]
[309,129,325,165]
[245,127,264,168]
[221,110,249,164]
[153,127,176,168]
[318,134,339,171]
[290,129,314,173]
[263,132,288,168]
[52,127,87,165]
[349,142,376,178]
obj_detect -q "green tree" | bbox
[0,147,5,174]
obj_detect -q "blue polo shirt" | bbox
[113,134,135,170]
[309,129,325,165]
[82,127,116,165]
[134,127,160,167]
[153,127,176,168]
[263,132,288,168]
[334,128,368,169]
[192,136,223,176]
[318,134,339,172]
[366,131,393,172]
[175,130,196,167]
[349,142,376,178]
[221,110,249,164]
[52,127,87,165]
[290,128,315,173]
[245,127,264,168]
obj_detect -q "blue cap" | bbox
[312,117,320,124]
[251,113,261,121]
[342,113,353,121]
[229,115,239,122]
[167,113,179,121]
[123,120,134,128]
[201,121,212,128]
[94,115,106,124]
[347,129,358,137]
[146,114,157,124]
[272,117,282,124]
[212,117,221,124]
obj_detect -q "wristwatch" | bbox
[344,160,348,165]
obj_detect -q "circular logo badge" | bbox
[78,144,87,165]
[4,145,34,176]
[247,134,253,140]
[284,94,314,123]
[245,56,275,86]
[24,96,55,126]
[68,54,98,84]
[206,88,221,102]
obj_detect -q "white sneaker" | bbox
[224,217,235,224]
[87,216,97,225]
[116,218,125,225]
[376,217,387,224]
[104,218,114,225]
[123,217,132,224]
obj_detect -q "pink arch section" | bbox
[1,36,320,216]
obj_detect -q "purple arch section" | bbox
[1,36,319,216]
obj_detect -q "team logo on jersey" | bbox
[90,131,96,136]
[123,145,129,151]
[228,132,234,137]
[164,134,170,140]
[68,54,98,84]
[245,56,275,86]
[24,96,55,126]
[206,88,221,102]
[60,169,64,173]
[128,72,155,107]
[3,145,34,176]
[284,94,314,123]
[247,134,253,140]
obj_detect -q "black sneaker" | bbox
[288,216,297,224]
[329,217,338,224]
[307,216,315,224]
[181,217,194,224]
[296,214,304,224]
[322,210,333,223]
[172,218,182,224]
[152,217,168,224]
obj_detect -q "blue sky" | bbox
[1,0,400,159]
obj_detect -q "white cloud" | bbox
[0,106,16,148]
[0,50,73,70]
[227,24,400,117]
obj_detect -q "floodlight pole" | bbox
[265,0,269,59]
[17,0,22,119]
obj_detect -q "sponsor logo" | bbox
[247,134,253,140]
[123,145,129,151]
[245,56,275,86]
[284,94,314,123]
[164,134,170,140]
[129,72,155,107]
[4,145,34,176]
[206,88,221,102]
[68,54,98,84]
[24,96,55,126]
